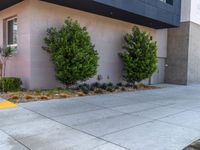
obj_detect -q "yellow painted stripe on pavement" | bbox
[0,101,17,109]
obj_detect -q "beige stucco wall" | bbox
[0,0,168,89]
[0,1,31,88]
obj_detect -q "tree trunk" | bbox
[3,61,6,77]
[0,63,3,77]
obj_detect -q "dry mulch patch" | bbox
[0,83,159,104]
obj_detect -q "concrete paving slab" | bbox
[1,84,200,149]
[78,95,140,108]
[150,98,180,106]
[103,121,200,150]
[1,118,68,139]
[53,109,123,126]
[74,114,152,137]
[0,140,28,150]
[110,102,161,113]
[166,102,200,110]
[18,127,105,150]
[0,130,28,150]
[190,105,200,112]
[0,98,5,102]
[0,130,13,145]
[113,89,171,99]
[112,91,179,106]
[0,107,45,128]
[67,139,107,150]
[90,143,127,150]
[20,100,102,117]
[160,110,200,130]
[132,105,185,119]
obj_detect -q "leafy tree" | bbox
[119,27,157,85]
[43,18,99,87]
[0,47,14,77]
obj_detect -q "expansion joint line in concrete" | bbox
[20,106,130,150]
[0,129,31,150]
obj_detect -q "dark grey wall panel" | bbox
[42,0,181,29]
[94,0,181,26]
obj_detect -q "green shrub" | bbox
[119,26,157,85]
[78,83,90,94]
[106,86,115,92]
[89,86,95,91]
[125,83,134,88]
[81,87,90,94]
[43,18,99,87]
[81,83,90,89]
[33,89,42,95]
[115,86,120,90]
[0,77,22,92]
[91,82,101,89]
[107,82,113,87]
[116,82,123,87]
[55,87,64,90]
[100,83,107,90]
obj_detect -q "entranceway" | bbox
[150,57,166,84]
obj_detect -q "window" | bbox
[160,0,173,5]
[6,17,17,47]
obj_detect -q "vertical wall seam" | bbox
[186,21,191,84]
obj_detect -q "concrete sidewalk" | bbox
[1,84,200,150]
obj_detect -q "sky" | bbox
[191,0,200,24]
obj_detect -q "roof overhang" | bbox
[0,0,23,11]
[0,0,181,29]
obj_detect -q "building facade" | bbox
[166,0,200,85]
[0,0,182,89]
